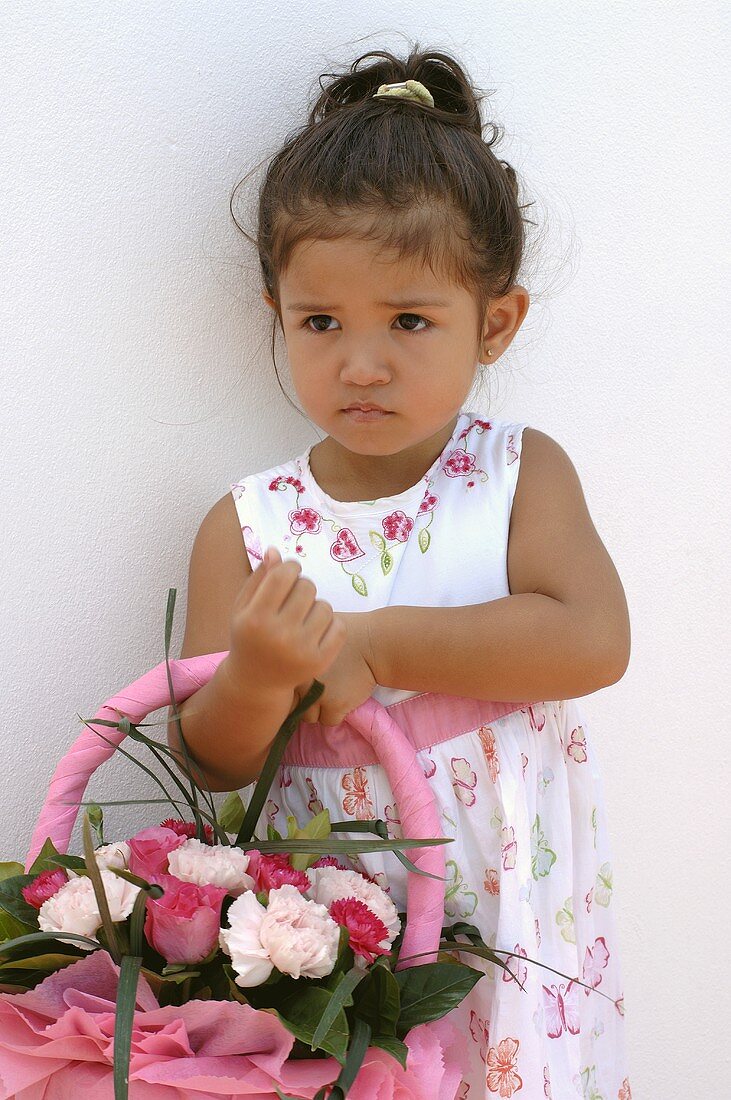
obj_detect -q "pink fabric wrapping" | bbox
[0,950,468,1099]
[25,653,445,966]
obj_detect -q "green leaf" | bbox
[311,966,366,1050]
[0,876,40,930]
[326,1016,372,1094]
[418,527,430,553]
[82,815,122,965]
[0,907,26,944]
[48,854,87,871]
[114,954,142,1100]
[29,837,64,876]
[0,862,24,883]
[287,809,332,871]
[370,1033,409,1069]
[353,962,400,1036]
[236,679,325,846]
[351,574,368,597]
[0,951,80,972]
[0,930,101,956]
[239,836,451,855]
[380,550,393,575]
[369,531,386,552]
[276,987,350,1063]
[219,791,246,834]
[395,961,482,1031]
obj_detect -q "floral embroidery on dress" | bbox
[340,765,374,819]
[506,432,520,466]
[289,506,322,535]
[485,1036,523,1096]
[241,524,263,564]
[483,867,500,895]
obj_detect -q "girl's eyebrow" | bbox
[285,296,453,312]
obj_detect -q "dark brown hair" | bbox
[231,44,536,405]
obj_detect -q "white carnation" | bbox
[260,883,340,980]
[219,889,274,987]
[38,869,141,948]
[168,838,254,895]
[94,841,131,871]
[308,866,401,943]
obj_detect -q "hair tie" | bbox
[372,79,434,108]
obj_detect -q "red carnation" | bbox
[328,896,390,964]
[21,869,68,910]
[159,818,214,844]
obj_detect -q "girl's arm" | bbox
[367,429,631,702]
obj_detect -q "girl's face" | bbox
[263,234,526,492]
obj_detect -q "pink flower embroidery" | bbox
[469,1009,489,1062]
[265,799,280,824]
[270,475,306,493]
[418,491,439,514]
[474,419,492,432]
[341,765,374,819]
[485,1036,523,1096]
[506,434,520,465]
[585,886,594,913]
[477,726,500,783]
[443,448,477,477]
[289,507,322,535]
[330,528,365,562]
[483,868,500,895]
[382,510,414,543]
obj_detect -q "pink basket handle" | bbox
[25,653,446,967]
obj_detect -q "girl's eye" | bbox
[304,313,432,333]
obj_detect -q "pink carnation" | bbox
[246,851,310,894]
[329,896,390,964]
[159,818,214,844]
[310,856,343,869]
[21,869,67,910]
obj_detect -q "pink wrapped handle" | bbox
[25,653,446,966]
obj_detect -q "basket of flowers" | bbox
[0,592,596,1099]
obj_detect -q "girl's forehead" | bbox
[280,236,462,295]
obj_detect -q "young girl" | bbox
[174,48,633,1099]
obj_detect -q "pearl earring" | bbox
[486,348,493,357]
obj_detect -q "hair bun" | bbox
[309,47,486,137]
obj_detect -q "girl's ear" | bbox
[261,291,280,312]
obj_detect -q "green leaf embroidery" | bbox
[381,550,393,575]
[444,859,478,918]
[369,531,386,552]
[418,527,431,553]
[351,573,368,597]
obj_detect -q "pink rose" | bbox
[21,869,68,909]
[144,874,227,964]
[127,825,185,879]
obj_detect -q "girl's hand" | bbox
[292,608,378,726]
[227,546,347,701]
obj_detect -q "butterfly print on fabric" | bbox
[444,858,478,918]
[501,825,517,871]
[265,799,279,825]
[543,1064,552,1098]
[566,725,588,763]
[506,433,520,465]
[522,704,546,732]
[543,980,580,1038]
[485,1036,523,1096]
[502,943,528,988]
[451,756,478,806]
[483,867,500,895]
[305,776,323,815]
[556,897,576,944]
[531,814,557,879]
[618,1077,633,1099]
[469,1010,490,1062]
[594,862,613,907]
[582,936,610,995]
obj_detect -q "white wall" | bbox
[2,2,728,1094]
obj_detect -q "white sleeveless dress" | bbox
[230,408,633,1100]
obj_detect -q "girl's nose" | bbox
[339,348,392,386]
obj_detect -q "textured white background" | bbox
[2,2,728,1093]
